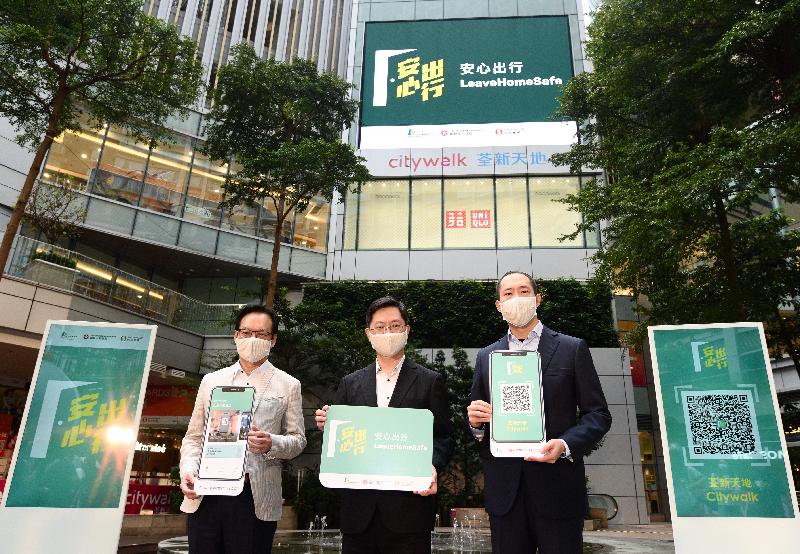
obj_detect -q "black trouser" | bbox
[488,471,583,554]
[342,510,431,554]
[187,481,277,554]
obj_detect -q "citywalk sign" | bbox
[0,321,156,553]
[648,323,800,552]
[360,17,577,149]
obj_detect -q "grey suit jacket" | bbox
[179,360,307,521]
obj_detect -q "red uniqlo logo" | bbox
[445,210,466,228]
[470,209,491,228]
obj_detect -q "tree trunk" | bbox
[0,88,67,282]
[711,191,745,320]
[264,197,287,308]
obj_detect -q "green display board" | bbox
[649,324,795,518]
[361,16,574,127]
[319,405,433,491]
[3,322,155,509]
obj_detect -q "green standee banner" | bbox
[360,16,577,148]
[0,321,156,554]
[649,323,800,552]
[319,405,433,491]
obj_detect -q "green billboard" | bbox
[649,324,796,519]
[360,17,576,148]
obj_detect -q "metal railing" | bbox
[5,235,241,336]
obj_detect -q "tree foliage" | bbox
[203,44,370,308]
[0,0,204,277]
[551,0,800,368]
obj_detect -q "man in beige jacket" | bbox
[179,305,306,553]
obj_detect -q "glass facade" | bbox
[41,127,330,254]
[344,176,599,250]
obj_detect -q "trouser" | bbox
[488,471,583,554]
[187,481,277,554]
[342,510,431,554]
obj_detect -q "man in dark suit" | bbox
[467,271,611,553]
[315,296,452,554]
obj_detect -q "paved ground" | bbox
[586,523,674,553]
[119,523,677,553]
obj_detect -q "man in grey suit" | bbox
[180,305,307,553]
[467,271,611,553]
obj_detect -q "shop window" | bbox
[222,203,259,236]
[294,197,330,251]
[410,179,442,249]
[343,188,359,250]
[43,129,104,191]
[357,180,410,249]
[93,127,149,206]
[496,177,530,248]
[256,199,294,244]
[529,177,583,247]
[183,150,226,227]
[443,178,494,249]
[140,136,193,216]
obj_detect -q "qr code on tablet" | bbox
[682,390,760,459]
[501,383,533,414]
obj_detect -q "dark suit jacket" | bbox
[334,357,453,534]
[470,325,611,519]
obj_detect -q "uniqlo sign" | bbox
[445,210,466,228]
[471,210,491,228]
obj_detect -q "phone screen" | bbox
[198,386,256,480]
[490,351,545,443]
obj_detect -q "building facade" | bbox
[0,0,655,525]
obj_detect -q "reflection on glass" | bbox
[93,127,149,206]
[265,0,284,59]
[256,199,292,243]
[411,179,441,249]
[287,0,305,60]
[443,178,494,249]
[140,137,193,216]
[343,188,358,250]
[529,177,583,247]
[358,180,409,249]
[496,177,529,248]
[585,225,601,248]
[294,197,329,251]
[183,150,226,227]
[222,202,258,235]
[44,129,104,190]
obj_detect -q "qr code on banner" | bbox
[501,383,533,414]
[681,390,762,460]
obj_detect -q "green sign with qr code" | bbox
[649,324,796,518]
[490,351,544,442]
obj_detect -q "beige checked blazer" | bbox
[179,361,306,521]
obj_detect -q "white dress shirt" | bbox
[376,356,405,407]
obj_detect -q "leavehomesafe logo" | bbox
[373,49,445,107]
[372,49,565,108]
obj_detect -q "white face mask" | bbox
[234,336,272,363]
[368,330,408,358]
[499,295,538,328]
